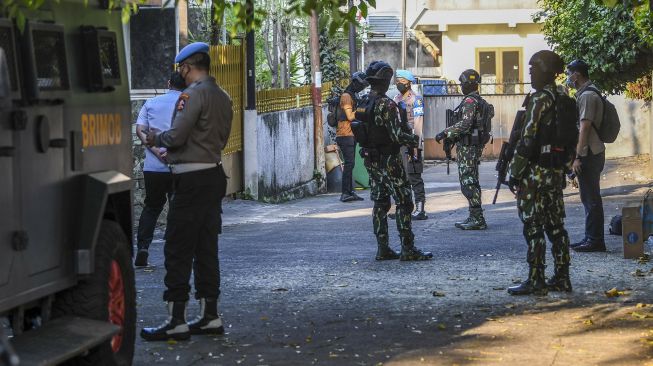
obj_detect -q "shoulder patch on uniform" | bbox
[464,97,475,104]
[177,93,190,111]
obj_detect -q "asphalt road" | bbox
[133,157,653,366]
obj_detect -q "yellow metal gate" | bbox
[210,45,244,194]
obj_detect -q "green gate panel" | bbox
[354,144,369,189]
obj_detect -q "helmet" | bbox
[459,69,481,85]
[529,50,564,75]
[351,71,369,87]
[395,69,415,83]
[365,61,394,81]
[567,59,589,77]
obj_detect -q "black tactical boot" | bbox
[188,298,225,335]
[399,235,433,261]
[454,216,472,229]
[350,191,364,201]
[547,265,572,292]
[134,249,149,267]
[411,201,428,220]
[141,301,190,341]
[375,236,400,260]
[508,266,548,296]
[458,209,487,230]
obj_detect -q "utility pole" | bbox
[401,0,407,69]
[348,0,358,73]
[309,10,325,191]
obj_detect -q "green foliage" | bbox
[286,0,375,35]
[304,33,349,84]
[535,0,653,95]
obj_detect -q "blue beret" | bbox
[175,42,210,64]
[395,69,415,83]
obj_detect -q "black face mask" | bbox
[396,83,410,94]
[461,83,477,95]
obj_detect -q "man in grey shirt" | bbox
[141,42,233,341]
[567,60,606,252]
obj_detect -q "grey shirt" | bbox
[576,81,605,156]
[155,75,233,164]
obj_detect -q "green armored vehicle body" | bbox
[1,1,136,364]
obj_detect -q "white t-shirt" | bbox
[135,90,181,172]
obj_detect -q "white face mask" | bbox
[566,72,576,89]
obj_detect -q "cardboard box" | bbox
[622,204,645,259]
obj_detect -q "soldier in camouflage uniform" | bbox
[357,61,433,261]
[435,69,487,230]
[507,50,572,296]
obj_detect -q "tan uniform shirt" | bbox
[393,90,424,148]
[576,81,605,156]
[155,75,233,164]
[336,92,356,137]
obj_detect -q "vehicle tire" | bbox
[52,220,136,366]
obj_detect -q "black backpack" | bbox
[457,94,494,146]
[581,87,621,143]
[542,89,579,151]
[327,89,356,128]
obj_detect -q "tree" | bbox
[1,0,375,36]
[535,0,653,95]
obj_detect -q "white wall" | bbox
[256,107,318,202]
[441,23,550,82]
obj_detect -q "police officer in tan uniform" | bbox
[392,69,427,220]
[142,42,233,341]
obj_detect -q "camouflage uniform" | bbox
[443,92,485,226]
[509,83,571,290]
[363,93,431,261]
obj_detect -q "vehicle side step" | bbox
[10,316,119,366]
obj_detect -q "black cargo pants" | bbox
[163,165,227,302]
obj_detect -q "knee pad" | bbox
[374,198,391,213]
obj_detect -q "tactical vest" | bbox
[353,92,402,155]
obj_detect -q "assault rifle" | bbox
[444,109,456,175]
[492,94,531,204]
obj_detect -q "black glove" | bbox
[435,131,446,143]
[508,176,520,194]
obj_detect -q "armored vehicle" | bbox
[0,1,135,364]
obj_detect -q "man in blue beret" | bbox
[141,42,233,341]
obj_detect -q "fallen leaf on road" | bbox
[637,303,649,308]
[492,287,505,291]
[437,324,446,330]
[583,319,594,326]
[637,254,650,264]
[432,291,445,297]
[260,316,269,321]
[167,339,178,345]
[334,283,349,288]
[631,312,652,319]
[604,288,626,297]
[272,288,289,292]
[632,269,648,277]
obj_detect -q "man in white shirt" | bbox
[134,72,186,266]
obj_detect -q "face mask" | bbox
[566,74,576,89]
[396,83,409,94]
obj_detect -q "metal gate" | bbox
[210,45,244,194]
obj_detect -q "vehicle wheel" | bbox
[53,220,136,366]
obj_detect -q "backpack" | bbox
[542,89,579,150]
[326,93,341,128]
[455,94,495,146]
[581,87,621,143]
